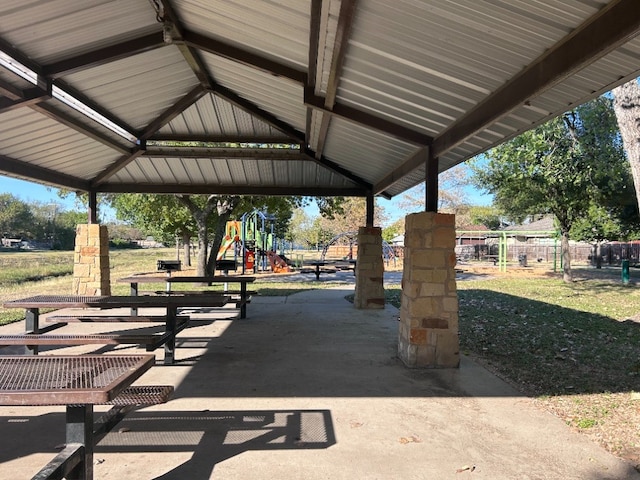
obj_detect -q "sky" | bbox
[0,176,117,222]
[0,175,492,226]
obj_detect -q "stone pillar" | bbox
[73,224,111,296]
[398,212,459,368]
[354,226,385,309]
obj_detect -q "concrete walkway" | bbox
[0,285,638,479]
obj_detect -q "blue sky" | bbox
[0,177,76,208]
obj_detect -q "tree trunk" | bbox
[561,229,573,283]
[181,232,191,267]
[196,221,208,277]
[612,79,640,212]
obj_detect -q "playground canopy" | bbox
[0,2,639,201]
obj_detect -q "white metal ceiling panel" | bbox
[61,47,199,130]
[173,0,309,69]
[0,107,121,179]
[0,0,159,64]
[201,53,307,133]
[157,93,289,139]
[323,117,417,184]
[109,155,359,190]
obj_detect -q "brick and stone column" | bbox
[354,226,385,309]
[73,224,111,295]
[398,212,459,368]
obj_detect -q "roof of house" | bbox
[503,216,557,233]
[1,1,639,200]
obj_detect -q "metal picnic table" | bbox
[0,354,155,480]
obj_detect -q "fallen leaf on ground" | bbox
[456,464,476,473]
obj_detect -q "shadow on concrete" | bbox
[0,408,336,479]
[96,409,335,479]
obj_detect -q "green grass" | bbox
[385,275,640,396]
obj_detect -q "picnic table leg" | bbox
[66,404,93,480]
[129,282,138,316]
[315,264,320,280]
[164,306,177,365]
[240,282,247,319]
[25,308,39,355]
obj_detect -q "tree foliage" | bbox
[0,194,35,238]
[398,164,471,214]
[471,96,635,281]
[109,193,341,275]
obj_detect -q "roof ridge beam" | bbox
[305,89,432,145]
[148,134,300,144]
[181,30,307,84]
[142,148,307,159]
[432,0,640,159]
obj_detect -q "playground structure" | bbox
[217,210,291,274]
[320,231,398,267]
[456,229,562,272]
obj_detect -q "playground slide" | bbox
[266,250,292,273]
[216,236,236,260]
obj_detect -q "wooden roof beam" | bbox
[43,32,166,77]
[376,0,640,195]
[0,154,90,191]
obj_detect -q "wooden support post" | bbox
[88,191,98,224]
[365,192,374,227]
[425,150,438,213]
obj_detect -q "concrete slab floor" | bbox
[0,287,637,479]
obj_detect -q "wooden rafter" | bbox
[314,0,358,160]
[43,33,166,77]
[305,89,432,145]
[91,86,207,186]
[0,154,90,191]
[375,0,640,195]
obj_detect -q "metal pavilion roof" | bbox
[0,0,639,201]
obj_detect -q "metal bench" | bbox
[46,315,184,323]
[0,330,185,351]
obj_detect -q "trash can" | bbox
[622,259,630,285]
[518,254,527,267]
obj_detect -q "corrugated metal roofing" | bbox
[0,0,639,201]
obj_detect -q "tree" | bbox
[0,194,35,239]
[110,193,333,276]
[471,96,631,282]
[612,78,640,212]
[467,205,504,230]
[110,194,197,265]
[398,164,471,214]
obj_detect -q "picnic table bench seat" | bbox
[45,315,188,323]
[152,290,255,307]
[0,328,186,351]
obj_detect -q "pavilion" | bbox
[1,0,639,368]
